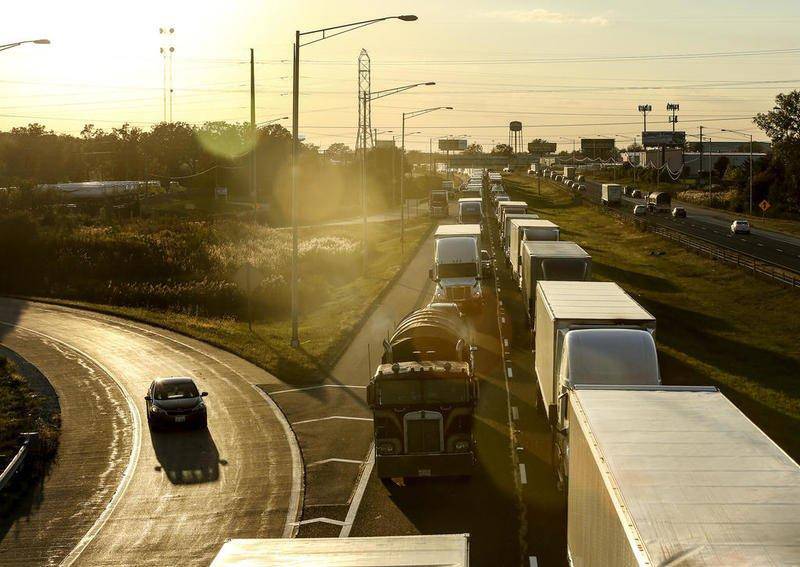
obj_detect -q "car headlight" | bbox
[454,440,470,451]
[377,442,396,455]
[151,405,167,414]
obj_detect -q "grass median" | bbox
[504,173,800,459]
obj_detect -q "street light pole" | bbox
[250,48,257,219]
[289,15,418,347]
[400,106,452,255]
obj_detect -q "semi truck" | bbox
[563,166,575,180]
[507,219,560,276]
[567,385,800,567]
[495,199,528,223]
[457,198,482,224]
[368,303,478,478]
[431,225,484,312]
[501,213,540,251]
[601,183,622,206]
[429,188,449,218]
[211,534,470,566]
[519,241,591,315]
[534,281,657,422]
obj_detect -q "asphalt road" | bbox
[0,299,299,566]
[347,199,567,566]
[582,179,800,272]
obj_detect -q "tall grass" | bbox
[0,212,362,319]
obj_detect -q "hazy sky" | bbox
[3,1,799,151]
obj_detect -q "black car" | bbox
[145,377,208,430]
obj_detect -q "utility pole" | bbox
[361,91,368,273]
[250,48,257,218]
[699,125,703,191]
[290,32,300,348]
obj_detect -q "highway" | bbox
[0,299,300,566]
[582,179,800,272]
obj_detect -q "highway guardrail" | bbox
[0,432,38,492]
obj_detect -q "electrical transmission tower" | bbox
[160,26,175,122]
[356,49,374,150]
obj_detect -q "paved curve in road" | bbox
[0,299,300,567]
[582,179,800,272]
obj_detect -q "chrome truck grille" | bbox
[445,285,471,301]
[404,411,443,453]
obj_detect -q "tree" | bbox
[491,143,513,157]
[713,155,730,179]
[463,143,483,154]
[325,142,352,161]
[754,90,800,212]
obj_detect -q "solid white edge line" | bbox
[271,384,366,395]
[292,415,372,426]
[0,322,142,567]
[339,442,375,538]
[11,302,306,541]
[252,385,304,538]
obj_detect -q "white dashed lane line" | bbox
[518,463,528,485]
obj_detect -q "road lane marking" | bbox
[270,384,366,395]
[307,458,363,467]
[507,367,513,378]
[292,415,372,426]
[0,322,142,567]
[777,248,783,252]
[519,463,528,485]
[529,557,538,567]
[512,406,519,420]
[293,517,348,527]
[504,338,509,348]
[339,443,374,538]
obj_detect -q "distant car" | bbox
[672,206,687,218]
[631,189,643,199]
[633,204,647,216]
[145,377,208,430]
[577,184,586,192]
[481,249,494,280]
[502,167,511,173]
[624,185,634,196]
[731,219,751,234]
[527,169,535,175]
[646,203,657,213]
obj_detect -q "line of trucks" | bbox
[365,169,800,565]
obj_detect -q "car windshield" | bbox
[439,262,477,278]
[154,380,199,400]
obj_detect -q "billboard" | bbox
[580,138,616,159]
[375,139,395,149]
[642,131,686,147]
[528,141,557,154]
[439,139,468,151]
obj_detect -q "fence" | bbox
[0,433,37,492]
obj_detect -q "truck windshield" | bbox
[438,263,477,278]
[377,378,470,405]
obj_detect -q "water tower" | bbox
[509,121,523,153]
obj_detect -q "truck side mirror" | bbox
[382,338,392,362]
[428,268,435,281]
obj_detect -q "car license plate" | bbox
[174,416,186,423]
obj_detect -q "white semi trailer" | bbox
[520,241,591,313]
[567,385,800,567]
[211,534,470,566]
[501,213,539,249]
[507,219,560,276]
[534,281,657,422]
[601,183,622,206]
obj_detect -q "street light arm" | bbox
[299,15,416,46]
[403,106,452,120]
[369,81,435,101]
[0,38,50,52]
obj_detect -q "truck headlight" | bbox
[454,440,470,451]
[377,442,396,455]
